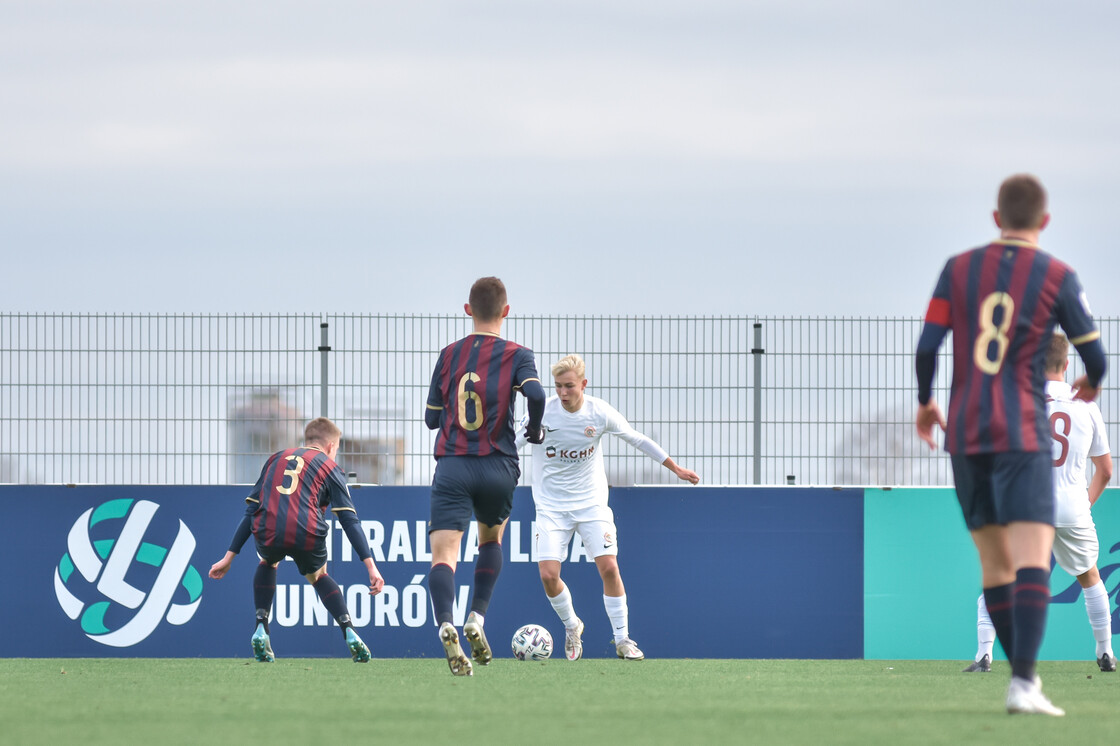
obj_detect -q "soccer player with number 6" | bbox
[915,174,1107,716]
[423,277,547,676]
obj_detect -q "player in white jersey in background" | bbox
[516,354,699,661]
[965,333,1115,673]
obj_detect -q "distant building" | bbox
[227,390,306,483]
[227,390,407,485]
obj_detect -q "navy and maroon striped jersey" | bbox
[426,332,541,459]
[245,446,357,549]
[917,239,1099,454]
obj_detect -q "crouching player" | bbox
[209,417,385,662]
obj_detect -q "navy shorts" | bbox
[256,541,328,576]
[430,454,520,532]
[950,451,1055,530]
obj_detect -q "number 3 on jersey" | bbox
[973,292,1015,375]
[277,456,305,495]
[457,372,483,431]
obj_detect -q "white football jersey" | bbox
[1047,380,1110,527]
[518,395,668,512]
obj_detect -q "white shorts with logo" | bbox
[535,504,618,562]
[1052,523,1100,578]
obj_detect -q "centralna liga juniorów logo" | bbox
[54,498,203,647]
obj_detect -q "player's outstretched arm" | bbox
[211,514,253,579]
[661,457,699,485]
[209,551,235,579]
[915,400,947,450]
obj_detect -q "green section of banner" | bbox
[865,487,1120,662]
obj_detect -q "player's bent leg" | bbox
[439,622,473,676]
[595,556,625,598]
[253,561,278,633]
[539,560,564,597]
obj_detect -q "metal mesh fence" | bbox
[2,313,1117,487]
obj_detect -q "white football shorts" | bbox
[534,505,618,562]
[1052,524,1100,578]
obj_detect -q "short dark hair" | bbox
[1044,333,1069,374]
[304,417,341,446]
[468,277,507,322]
[997,174,1048,230]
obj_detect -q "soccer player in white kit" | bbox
[517,354,699,661]
[965,333,1115,673]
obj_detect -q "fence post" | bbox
[319,321,330,418]
[752,322,763,485]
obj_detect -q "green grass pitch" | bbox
[2,658,1117,745]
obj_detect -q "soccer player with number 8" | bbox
[914,174,1107,716]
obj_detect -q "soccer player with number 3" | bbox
[915,174,1107,716]
[209,417,385,663]
[424,277,547,676]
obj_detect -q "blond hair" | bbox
[551,354,586,379]
[304,417,341,447]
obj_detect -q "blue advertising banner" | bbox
[1,485,864,659]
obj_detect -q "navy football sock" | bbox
[253,563,277,633]
[429,563,456,626]
[312,574,352,631]
[983,582,1014,664]
[470,541,503,617]
[1011,567,1051,681]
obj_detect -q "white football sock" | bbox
[1082,580,1113,657]
[976,593,995,660]
[548,585,578,628]
[604,593,629,643]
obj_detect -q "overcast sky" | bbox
[3,1,1119,318]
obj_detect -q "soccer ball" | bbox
[511,623,553,661]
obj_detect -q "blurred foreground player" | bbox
[517,354,699,661]
[209,417,385,662]
[915,174,1106,715]
[424,277,546,676]
[966,333,1114,674]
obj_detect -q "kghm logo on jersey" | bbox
[546,445,557,458]
[54,499,203,647]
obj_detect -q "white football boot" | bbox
[564,618,585,661]
[463,612,492,665]
[439,622,473,676]
[614,638,645,661]
[1006,676,1064,716]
